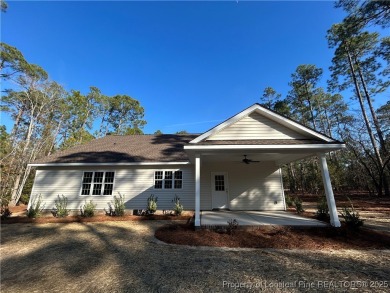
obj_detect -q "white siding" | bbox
[29,166,195,211]
[200,161,284,210]
[30,161,284,212]
[207,112,308,140]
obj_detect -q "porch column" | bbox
[317,153,341,227]
[195,154,201,227]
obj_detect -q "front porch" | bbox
[201,210,328,227]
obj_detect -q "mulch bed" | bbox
[0,214,192,224]
[155,223,390,250]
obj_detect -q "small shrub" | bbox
[54,194,69,218]
[293,197,304,214]
[81,200,96,217]
[1,197,12,220]
[147,194,158,214]
[27,194,44,218]
[316,196,329,221]
[172,195,183,216]
[110,193,126,216]
[227,219,239,235]
[285,194,294,208]
[341,196,364,230]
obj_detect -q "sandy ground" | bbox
[1,221,389,293]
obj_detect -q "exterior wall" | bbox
[207,112,308,140]
[200,161,285,211]
[29,165,195,211]
[29,161,285,212]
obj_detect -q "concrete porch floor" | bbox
[201,210,328,227]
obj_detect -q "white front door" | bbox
[211,172,229,209]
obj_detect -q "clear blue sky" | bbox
[1,1,369,134]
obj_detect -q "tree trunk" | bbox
[288,163,297,193]
[304,84,317,130]
[356,61,388,154]
[346,48,384,195]
[355,57,389,196]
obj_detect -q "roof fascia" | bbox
[28,162,191,167]
[184,144,346,150]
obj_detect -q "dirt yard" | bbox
[1,221,390,293]
[155,224,390,249]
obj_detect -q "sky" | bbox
[1,0,383,135]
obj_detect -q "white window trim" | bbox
[154,170,183,190]
[79,170,116,196]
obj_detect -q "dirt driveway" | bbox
[1,221,389,293]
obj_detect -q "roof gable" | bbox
[190,104,335,143]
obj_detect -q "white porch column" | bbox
[195,154,201,227]
[317,153,341,227]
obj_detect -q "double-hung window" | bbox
[81,171,115,196]
[154,170,182,189]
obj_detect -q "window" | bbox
[81,171,115,196]
[174,171,182,189]
[154,170,182,189]
[215,175,225,191]
[154,171,163,189]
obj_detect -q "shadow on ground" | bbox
[1,221,389,293]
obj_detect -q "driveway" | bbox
[1,221,389,293]
[201,211,328,227]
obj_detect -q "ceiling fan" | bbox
[242,155,260,164]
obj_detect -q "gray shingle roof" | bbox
[34,134,198,164]
[33,134,342,164]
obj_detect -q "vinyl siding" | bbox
[207,112,308,140]
[29,161,284,212]
[200,161,285,210]
[29,165,195,211]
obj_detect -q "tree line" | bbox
[0,42,146,206]
[259,1,389,197]
[0,1,389,209]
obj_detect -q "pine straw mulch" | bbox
[1,204,193,224]
[155,223,390,250]
[0,214,192,224]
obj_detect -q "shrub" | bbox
[285,194,294,208]
[316,196,329,221]
[293,197,304,214]
[1,197,12,220]
[172,195,183,216]
[341,197,364,229]
[54,194,69,218]
[109,193,126,216]
[227,218,239,235]
[27,194,44,218]
[81,200,96,217]
[147,194,158,214]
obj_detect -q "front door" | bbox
[211,172,229,209]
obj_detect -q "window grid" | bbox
[81,171,115,196]
[154,170,183,189]
[215,175,225,191]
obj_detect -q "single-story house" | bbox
[28,103,345,227]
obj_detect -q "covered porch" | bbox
[184,147,344,228]
[183,104,345,229]
[201,210,328,227]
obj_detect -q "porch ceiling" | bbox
[192,152,315,165]
[184,146,343,165]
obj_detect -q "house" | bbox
[28,104,345,227]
